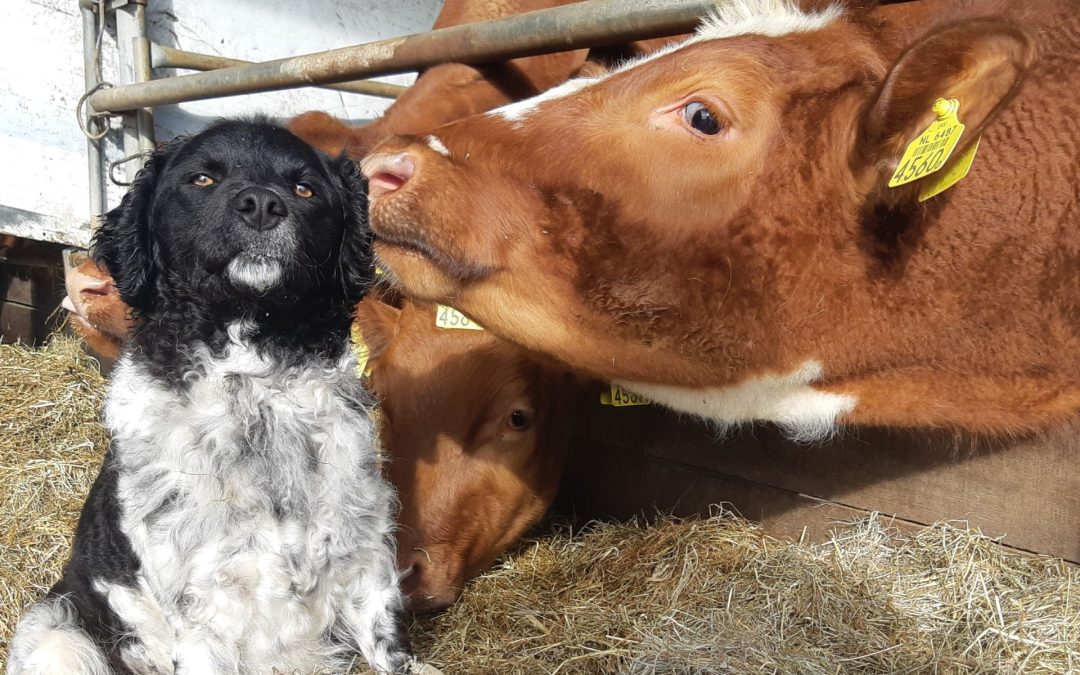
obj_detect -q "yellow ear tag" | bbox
[435,304,484,331]
[599,384,651,407]
[918,136,980,202]
[350,321,372,378]
[888,98,965,188]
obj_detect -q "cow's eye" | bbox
[507,409,533,431]
[192,174,215,187]
[294,183,314,198]
[683,102,723,136]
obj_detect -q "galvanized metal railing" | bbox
[85,0,716,114]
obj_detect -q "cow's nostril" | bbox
[399,559,425,596]
[361,153,416,200]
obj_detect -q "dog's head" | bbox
[92,119,371,319]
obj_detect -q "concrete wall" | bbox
[0,0,441,247]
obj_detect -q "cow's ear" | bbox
[862,18,1033,195]
[354,297,402,363]
[288,111,352,157]
[91,140,179,314]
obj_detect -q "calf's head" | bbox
[357,300,573,612]
[363,2,1032,388]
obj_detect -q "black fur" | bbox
[48,445,141,673]
[91,118,373,388]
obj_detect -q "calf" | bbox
[64,259,574,611]
[362,0,1079,437]
[356,300,573,612]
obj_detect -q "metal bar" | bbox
[150,44,406,99]
[80,1,105,229]
[88,0,714,114]
[132,39,156,155]
[114,3,147,183]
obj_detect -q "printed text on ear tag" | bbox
[350,322,371,378]
[599,384,651,407]
[918,136,980,201]
[889,98,965,188]
[435,305,484,331]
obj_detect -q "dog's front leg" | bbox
[336,554,413,674]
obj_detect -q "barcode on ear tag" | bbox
[600,384,651,407]
[435,305,484,331]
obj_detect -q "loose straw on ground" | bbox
[2,337,1077,674]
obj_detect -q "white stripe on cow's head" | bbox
[488,77,599,126]
[487,1,840,128]
[695,0,843,41]
[425,135,451,157]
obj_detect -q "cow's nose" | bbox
[231,186,287,231]
[361,152,415,201]
[399,559,425,598]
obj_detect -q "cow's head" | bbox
[362,1,1033,390]
[356,299,573,612]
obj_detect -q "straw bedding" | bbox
[2,336,1077,673]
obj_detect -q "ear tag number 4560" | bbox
[435,305,484,331]
[888,98,966,188]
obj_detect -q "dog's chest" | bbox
[104,341,389,644]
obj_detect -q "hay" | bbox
[410,515,1078,674]
[0,335,108,667]
[1,336,1077,674]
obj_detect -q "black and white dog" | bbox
[8,120,412,674]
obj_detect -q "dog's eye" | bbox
[294,184,314,199]
[192,174,215,187]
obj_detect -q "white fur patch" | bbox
[226,255,282,293]
[485,1,839,127]
[696,0,842,41]
[425,135,450,157]
[92,578,174,671]
[97,327,407,673]
[618,360,856,442]
[6,597,110,675]
[488,78,598,124]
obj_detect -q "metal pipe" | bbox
[80,1,105,229]
[133,37,156,155]
[88,0,714,114]
[150,44,406,99]
[114,2,145,182]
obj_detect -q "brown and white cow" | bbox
[362,0,1079,438]
[63,258,575,611]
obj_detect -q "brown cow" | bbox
[362,0,1079,438]
[356,300,572,612]
[64,258,574,611]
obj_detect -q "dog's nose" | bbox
[231,186,288,231]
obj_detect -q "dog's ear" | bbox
[91,142,177,314]
[331,153,375,307]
